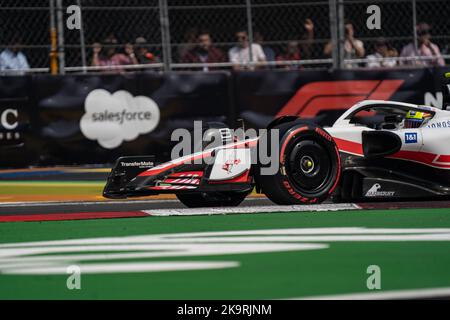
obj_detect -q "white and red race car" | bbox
[104,98,450,207]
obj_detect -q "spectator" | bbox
[442,43,450,57]
[400,22,445,67]
[366,38,398,68]
[387,47,399,61]
[324,21,365,68]
[91,36,138,72]
[0,36,30,75]
[228,29,266,70]
[254,31,275,62]
[135,37,159,64]
[276,40,302,70]
[182,31,226,72]
[300,18,315,60]
[177,27,198,62]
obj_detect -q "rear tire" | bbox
[176,191,249,208]
[255,122,341,205]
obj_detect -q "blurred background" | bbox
[0,0,449,72]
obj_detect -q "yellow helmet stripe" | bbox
[406,111,425,119]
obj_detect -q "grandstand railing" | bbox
[0,0,449,75]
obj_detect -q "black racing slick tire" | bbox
[255,122,341,205]
[176,191,249,208]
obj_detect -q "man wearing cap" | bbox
[400,22,445,67]
[135,37,159,65]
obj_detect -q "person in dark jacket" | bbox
[182,31,226,71]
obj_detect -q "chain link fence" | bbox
[168,0,332,70]
[64,0,162,70]
[0,0,449,74]
[341,0,450,68]
[0,0,51,72]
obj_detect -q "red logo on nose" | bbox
[222,159,241,173]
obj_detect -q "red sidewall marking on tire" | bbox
[328,145,342,195]
[283,180,317,203]
[280,126,309,165]
[280,127,341,201]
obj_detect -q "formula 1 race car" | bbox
[104,78,450,207]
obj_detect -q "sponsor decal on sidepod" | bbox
[405,132,418,144]
[365,183,395,197]
[427,120,450,129]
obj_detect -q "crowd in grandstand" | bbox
[0,20,446,73]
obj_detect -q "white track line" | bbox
[144,203,359,216]
[295,287,450,300]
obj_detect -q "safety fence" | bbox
[0,0,449,74]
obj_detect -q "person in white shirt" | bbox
[228,30,266,70]
[366,38,398,68]
[400,22,445,67]
[0,38,30,75]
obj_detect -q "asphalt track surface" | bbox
[2,197,450,216]
[2,166,450,216]
[0,197,274,215]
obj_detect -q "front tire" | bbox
[255,122,341,205]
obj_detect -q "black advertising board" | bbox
[0,67,448,167]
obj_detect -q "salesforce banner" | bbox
[0,67,448,166]
[18,72,232,166]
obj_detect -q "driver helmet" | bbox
[403,110,431,128]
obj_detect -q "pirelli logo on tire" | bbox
[315,127,332,142]
[283,180,317,204]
